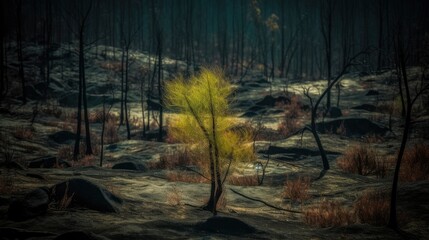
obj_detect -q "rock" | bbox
[7,187,51,221]
[27,156,71,168]
[241,111,259,118]
[54,231,110,240]
[49,131,77,144]
[328,107,342,118]
[365,90,379,96]
[0,160,26,170]
[112,162,146,171]
[259,146,339,157]
[0,227,55,239]
[351,104,377,112]
[50,178,122,212]
[256,95,290,107]
[316,118,388,137]
[196,216,256,235]
[0,196,10,206]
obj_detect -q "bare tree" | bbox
[15,0,26,104]
[387,24,429,230]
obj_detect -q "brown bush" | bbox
[227,174,259,186]
[400,143,429,182]
[354,190,389,226]
[165,171,208,183]
[0,172,15,195]
[13,126,34,140]
[304,200,355,227]
[105,118,119,144]
[166,185,183,206]
[277,118,300,137]
[282,176,311,203]
[337,144,380,176]
[99,60,122,72]
[57,145,74,162]
[154,148,197,170]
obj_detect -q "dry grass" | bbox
[354,190,390,226]
[282,176,311,203]
[304,200,355,228]
[400,143,429,182]
[166,185,183,206]
[99,60,122,72]
[277,95,305,137]
[40,100,62,118]
[13,126,34,140]
[227,174,259,186]
[337,144,383,176]
[105,118,119,144]
[165,171,208,183]
[0,171,16,195]
[154,148,196,170]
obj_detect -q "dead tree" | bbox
[302,50,368,171]
[387,28,429,230]
[15,0,26,104]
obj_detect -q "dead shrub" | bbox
[282,176,311,203]
[400,143,429,182]
[105,118,119,144]
[40,100,62,118]
[0,171,16,195]
[277,118,300,137]
[155,148,196,170]
[354,190,389,226]
[57,145,74,162]
[13,126,34,140]
[227,174,259,186]
[166,171,208,183]
[166,185,183,206]
[99,60,122,72]
[336,144,380,176]
[304,200,355,228]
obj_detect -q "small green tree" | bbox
[165,68,253,215]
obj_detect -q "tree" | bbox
[71,0,94,160]
[15,0,26,104]
[320,0,335,110]
[387,21,429,230]
[165,68,254,215]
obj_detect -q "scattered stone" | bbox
[316,118,388,137]
[27,156,71,168]
[49,131,77,144]
[365,90,379,96]
[196,216,256,235]
[351,104,377,112]
[50,178,122,213]
[112,162,146,171]
[8,187,51,221]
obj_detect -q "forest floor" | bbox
[0,43,428,239]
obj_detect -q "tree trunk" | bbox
[16,0,26,104]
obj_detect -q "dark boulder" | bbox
[256,95,290,107]
[0,160,25,170]
[351,104,377,112]
[54,231,110,240]
[0,227,55,239]
[27,156,71,168]
[49,131,77,144]
[316,118,388,137]
[50,178,122,213]
[328,107,342,118]
[259,146,339,158]
[365,90,379,96]
[241,111,259,118]
[196,216,256,235]
[7,187,51,221]
[112,162,146,171]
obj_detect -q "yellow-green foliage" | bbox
[165,68,254,174]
